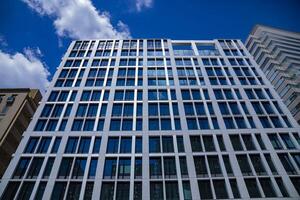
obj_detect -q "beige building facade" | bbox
[0,88,41,177]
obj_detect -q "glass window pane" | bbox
[150,182,163,200]
[213,180,228,199]
[165,181,179,200]
[245,179,261,198]
[198,180,213,199]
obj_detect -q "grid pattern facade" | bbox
[0,39,300,200]
[246,25,300,124]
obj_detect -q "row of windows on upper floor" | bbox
[69,46,248,58]
[39,84,291,127]
[62,56,253,69]
[55,73,263,88]
[21,132,300,155]
[36,87,292,131]
[70,39,247,58]
[35,106,292,132]
[45,88,281,119]
[47,86,275,104]
[56,66,263,89]
[72,39,244,51]
[34,107,291,132]
[59,62,257,81]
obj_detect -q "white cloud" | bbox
[23,0,131,39]
[136,0,153,12]
[0,48,50,92]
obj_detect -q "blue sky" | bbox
[0,0,299,92]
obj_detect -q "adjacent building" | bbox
[246,25,300,124]
[0,39,300,200]
[0,88,41,178]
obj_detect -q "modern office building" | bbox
[0,88,41,178]
[0,39,300,200]
[246,25,300,125]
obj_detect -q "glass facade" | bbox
[0,39,300,199]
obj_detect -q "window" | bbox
[245,179,261,198]
[100,182,114,200]
[242,135,256,150]
[149,137,160,153]
[135,158,142,179]
[276,178,289,197]
[177,136,185,152]
[42,157,54,178]
[71,119,83,131]
[72,158,87,179]
[223,155,233,176]
[203,136,215,152]
[88,158,98,179]
[198,180,213,199]
[51,137,61,153]
[13,157,31,179]
[35,181,47,200]
[162,136,174,153]
[190,136,202,152]
[110,119,121,131]
[93,137,101,153]
[84,182,94,200]
[259,178,277,197]
[255,134,266,150]
[268,134,283,149]
[120,138,132,153]
[36,137,51,153]
[164,157,177,178]
[250,154,266,175]
[16,182,34,199]
[150,182,163,200]
[57,157,73,179]
[149,158,162,178]
[264,154,278,175]
[24,137,39,153]
[107,137,119,153]
[1,181,20,200]
[230,135,243,151]
[280,134,295,149]
[103,158,117,179]
[213,180,228,199]
[179,157,188,178]
[182,181,192,200]
[237,155,252,175]
[194,156,208,177]
[165,182,179,200]
[51,182,67,200]
[217,135,226,151]
[230,179,240,198]
[278,153,296,174]
[65,137,78,153]
[78,137,91,153]
[118,158,131,179]
[116,182,130,200]
[26,157,44,179]
[259,117,272,128]
[134,182,142,200]
[66,182,82,200]
[135,137,142,153]
[208,156,222,176]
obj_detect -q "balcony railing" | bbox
[198,50,220,56]
[173,50,194,56]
